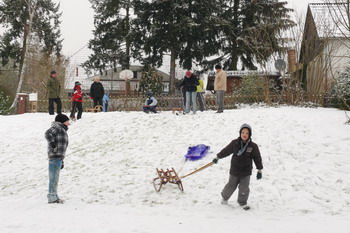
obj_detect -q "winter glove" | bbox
[61,161,64,169]
[50,142,57,149]
[256,170,262,180]
[90,97,94,99]
[212,157,219,164]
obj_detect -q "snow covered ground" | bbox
[1,106,350,233]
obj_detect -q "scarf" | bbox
[237,138,251,156]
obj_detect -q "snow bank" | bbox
[0,107,349,233]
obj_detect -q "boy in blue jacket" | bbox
[143,91,158,113]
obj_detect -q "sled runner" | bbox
[85,105,102,112]
[152,144,211,192]
[153,168,183,192]
[152,162,214,192]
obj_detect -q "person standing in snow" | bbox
[70,81,83,120]
[102,93,109,112]
[214,64,227,113]
[47,70,62,115]
[45,114,70,204]
[212,123,263,210]
[196,75,205,112]
[143,91,158,113]
[89,76,104,112]
[180,70,199,114]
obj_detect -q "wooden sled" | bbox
[153,167,184,192]
[85,105,102,112]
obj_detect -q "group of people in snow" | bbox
[47,72,109,121]
[47,64,228,116]
[45,66,263,209]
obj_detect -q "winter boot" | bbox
[48,198,65,204]
[221,198,228,205]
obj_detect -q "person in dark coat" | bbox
[180,70,199,114]
[89,77,104,111]
[70,81,83,120]
[47,71,62,115]
[212,123,263,210]
[45,114,70,204]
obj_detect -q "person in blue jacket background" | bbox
[102,93,109,112]
[143,91,158,113]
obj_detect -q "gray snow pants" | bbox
[216,90,225,112]
[221,175,250,206]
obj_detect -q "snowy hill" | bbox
[1,107,350,233]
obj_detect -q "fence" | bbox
[34,92,337,113]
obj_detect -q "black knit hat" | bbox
[215,64,222,69]
[55,114,69,124]
[75,81,81,85]
[239,123,252,137]
[50,70,57,75]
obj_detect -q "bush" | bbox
[330,67,350,110]
[233,74,278,103]
[0,90,11,115]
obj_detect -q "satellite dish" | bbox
[119,69,133,80]
[274,59,286,71]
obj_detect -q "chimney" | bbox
[287,49,297,73]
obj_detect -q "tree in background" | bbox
[0,89,11,115]
[23,42,67,101]
[133,0,223,94]
[84,0,133,73]
[206,0,295,71]
[0,0,63,111]
[138,67,163,96]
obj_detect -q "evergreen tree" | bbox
[133,0,223,94]
[206,0,295,70]
[0,0,62,68]
[83,0,134,73]
[0,0,62,111]
[0,89,11,115]
[138,67,163,96]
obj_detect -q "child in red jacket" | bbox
[70,81,83,120]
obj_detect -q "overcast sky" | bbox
[57,0,322,56]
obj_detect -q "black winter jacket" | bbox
[217,138,263,176]
[90,82,105,98]
[180,74,199,92]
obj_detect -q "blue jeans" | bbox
[185,91,197,114]
[48,158,63,203]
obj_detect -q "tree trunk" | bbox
[229,0,240,70]
[169,48,177,94]
[10,2,36,112]
[125,0,131,95]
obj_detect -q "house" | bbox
[206,70,281,93]
[79,65,171,95]
[298,3,350,95]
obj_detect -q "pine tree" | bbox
[0,0,62,111]
[133,0,223,93]
[138,67,164,96]
[0,0,62,67]
[206,0,295,70]
[83,0,134,73]
[0,89,11,115]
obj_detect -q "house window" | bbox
[133,71,137,79]
[163,83,169,92]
